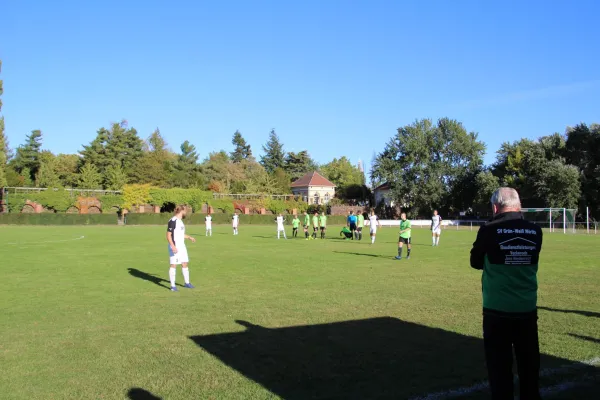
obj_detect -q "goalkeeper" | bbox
[340,226,353,240]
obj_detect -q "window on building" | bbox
[324,193,330,203]
[314,193,320,205]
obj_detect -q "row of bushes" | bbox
[0,213,350,226]
[0,213,119,225]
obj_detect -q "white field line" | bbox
[410,357,600,400]
[6,235,85,246]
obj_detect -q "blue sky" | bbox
[2,0,599,176]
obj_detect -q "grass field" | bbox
[1,224,599,400]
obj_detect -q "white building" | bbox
[373,182,394,207]
[291,172,336,205]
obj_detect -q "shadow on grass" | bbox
[332,251,391,259]
[569,333,600,344]
[190,317,598,399]
[538,306,600,318]
[127,388,161,399]
[127,268,180,290]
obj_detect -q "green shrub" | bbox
[0,213,118,225]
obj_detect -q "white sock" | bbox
[169,268,176,287]
[436,237,440,246]
[372,236,375,244]
[277,231,280,239]
[283,232,287,239]
[182,267,190,284]
[433,236,436,245]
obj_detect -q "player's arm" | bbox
[377,217,382,228]
[184,234,196,243]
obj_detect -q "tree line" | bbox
[372,118,600,220]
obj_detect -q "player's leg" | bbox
[277,228,280,239]
[395,238,403,259]
[436,232,440,246]
[432,231,436,246]
[169,264,177,291]
[358,227,362,241]
[180,248,194,288]
[407,238,412,259]
[283,228,287,239]
[370,229,376,244]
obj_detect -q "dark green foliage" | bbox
[11,130,43,181]
[284,151,318,181]
[260,129,285,174]
[230,130,253,163]
[0,213,118,225]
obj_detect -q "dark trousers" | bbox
[483,313,541,400]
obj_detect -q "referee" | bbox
[470,188,543,399]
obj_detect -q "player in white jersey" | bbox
[368,210,382,244]
[431,209,442,246]
[232,212,239,235]
[166,205,196,291]
[275,213,287,239]
[205,213,213,237]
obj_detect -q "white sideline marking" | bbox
[409,357,600,400]
[6,235,85,246]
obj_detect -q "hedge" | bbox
[0,212,349,226]
[0,213,119,225]
[125,213,349,226]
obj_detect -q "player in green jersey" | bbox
[292,215,300,238]
[303,212,311,239]
[312,212,319,239]
[319,213,327,239]
[356,212,365,240]
[395,213,412,260]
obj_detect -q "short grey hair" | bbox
[491,187,521,210]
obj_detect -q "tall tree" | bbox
[135,129,174,186]
[78,163,103,189]
[321,156,364,187]
[36,160,61,188]
[53,154,80,187]
[105,165,128,190]
[284,150,318,180]
[260,129,285,174]
[372,118,485,216]
[79,120,144,183]
[230,130,253,163]
[172,141,203,188]
[0,59,7,187]
[12,130,43,182]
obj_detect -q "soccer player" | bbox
[232,212,239,235]
[431,209,442,246]
[347,211,358,240]
[303,211,311,240]
[205,212,213,237]
[276,213,287,239]
[357,212,365,240]
[292,215,300,238]
[369,210,381,244]
[166,205,196,291]
[312,212,319,239]
[319,212,327,239]
[395,213,412,260]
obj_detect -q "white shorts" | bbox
[206,223,212,230]
[432,228,442,235]
[169,245,189,265]
[277,225,285,231]
[233,223,238,228]
[370,228,377,235]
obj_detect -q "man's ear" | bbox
[492,204,498,215]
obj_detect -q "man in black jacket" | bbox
[470,188,543,400]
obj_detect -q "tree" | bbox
[473,170,500,214]
[36,160,61,188]
[534,160,581,209]
[172,141,203,188]
[54,154,79,187]
[134,129,174,186]
[230,130,253,163]
[105,165,128,190]
[260,129,285,174]
[372,118,485,216]
[79,120,144,183]
[78,163,103,189]
[12,130,43,182]
[284,151,318,180]
[272,168,291,194]
[321,156,364,188]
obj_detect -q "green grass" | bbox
[0,225,598,399]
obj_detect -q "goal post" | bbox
[521,208,577,233]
